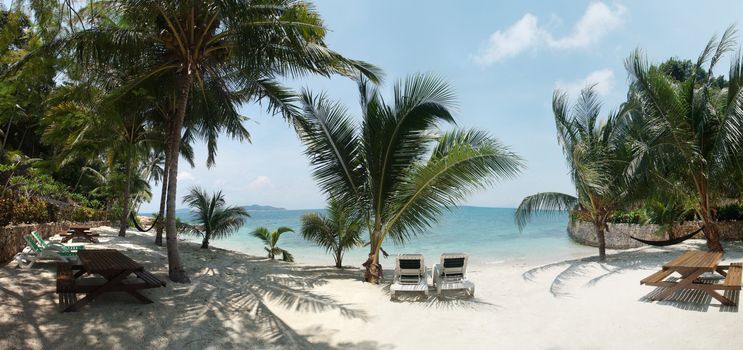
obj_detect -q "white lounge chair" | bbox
[390,254,429,299]
[433,253,475,297]
[14,234,79,268]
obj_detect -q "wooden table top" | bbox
[78,249,142,274]
[663,251,723,271]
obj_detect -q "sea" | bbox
[174,206,596,268]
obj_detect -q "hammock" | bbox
[629,226,704,247]
[130,212,160,232]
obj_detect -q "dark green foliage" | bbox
[657,57,726,87]
[607,209,648,224]
[717,204,743,221]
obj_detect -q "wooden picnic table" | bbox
[56,249,165,312]
[641,251,742,306]
[60,225,99,243]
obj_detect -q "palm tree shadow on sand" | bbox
[521,240,743,312]
[0,234,395,350]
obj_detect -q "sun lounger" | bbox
[390,254,429,299]
[15,234,79,268]
[31,231,85,252]
[433,253,475,297]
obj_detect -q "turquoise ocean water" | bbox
[175,206,595,267]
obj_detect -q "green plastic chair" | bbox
[31,231,84,251]
[17,234,78,268]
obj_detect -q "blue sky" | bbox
[141,0,743,212]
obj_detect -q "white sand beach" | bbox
[2,227,742,350]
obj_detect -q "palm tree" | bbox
[300,199,363,268]
[625,26,743,252]
[251,226,294,262]
[297,74,523,283]
[182,186,249,249]
[42,81,158,237]
[66,0,381,283]
[514,87,630,261]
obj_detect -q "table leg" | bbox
[65,269,134,312]
[715,267,728,277]
[653,269,705,301]
[704,289,735,306]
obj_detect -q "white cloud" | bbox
[177,171,195,181]
[247,175,274,190]
[474,2,626,65]
[473,14,546,65]
[548,2,626,49]
[556,69,615,97]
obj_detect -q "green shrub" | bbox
[608,209,649,224]
[12,196,49,224]
[0,196,13,226]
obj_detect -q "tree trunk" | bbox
[201,234,209,249]
[165,72,193,283]
[155,149,168,246]
[335,250,343,268]
[595,222,606,261]
[362,233,382,283]
[118,154,133,237]
[700,210,724,252]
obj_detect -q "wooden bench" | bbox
[134,270,167,288]
[56,263,78,311]
[640,269,675,286]
[724,263,742,289]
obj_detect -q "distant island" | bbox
[239,204,286,211]
[167,204,285,218]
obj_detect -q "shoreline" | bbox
[2,227,743,349]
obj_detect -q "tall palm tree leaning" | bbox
[182,186,250,249]
[514,87,631,261]
[625,25,743,252]
[301,199,363,268]
[67,0,381,282]
[297,74,523,283]
[251,227,295,262]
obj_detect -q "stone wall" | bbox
[0,221,109,263]
[567,220,743,249]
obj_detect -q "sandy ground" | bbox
[1,227,742,350]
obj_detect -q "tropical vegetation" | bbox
[515,86,632,260]
[624,26,743,252]
[251,226,295,262]
[182,187,250,249]
[516,26,743,258]
[0,0,379,283]
[296,74,524,282]
[300,199,363,268]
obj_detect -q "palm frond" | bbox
[385,129,523,242]
[514,192,579,231]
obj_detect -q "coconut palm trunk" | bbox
[155,147,168,246]
[362,229,383,283]
[118,153,133,237]
[594,221,607,260]
[165,73,193,283]
[699,200,723,252]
